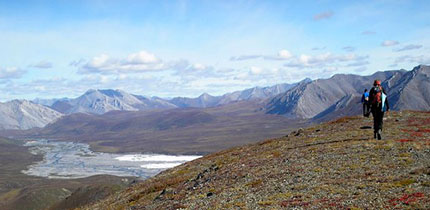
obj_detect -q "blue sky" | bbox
[0,0,429,101]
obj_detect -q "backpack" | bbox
[372,86,382,104]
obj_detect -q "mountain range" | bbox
[264,65,430,118]
[1,65,429,130]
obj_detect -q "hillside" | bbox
[82,110,430,209]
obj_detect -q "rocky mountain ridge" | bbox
[0,100,63,130]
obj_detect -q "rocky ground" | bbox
[80,110,430,209]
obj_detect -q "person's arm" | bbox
[369,88,374,104]
[385,97,390,111]
[361,94,364,103]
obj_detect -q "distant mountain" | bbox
[0,100,63,130]
[169,81,305,108]
[44,82,302,114]
[50,89,176,115]
[31,97,69,106]
[264,68,414,119]
[169,93,222,108]
[217,81,307,105]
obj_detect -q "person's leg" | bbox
[372,109,378,139]
[363,103,366,116]
[366,103,370,117]
[376,111,384,140]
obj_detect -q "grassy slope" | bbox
[0,137,138,210]
[82,110,430,209]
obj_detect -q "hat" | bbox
[374,80,381,86]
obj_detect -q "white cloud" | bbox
[249,66,263,75]
[230,55,262,61]
[190,63,206,71]
[0,67,26,80]
[78,51,167,74]
[394,55,430,64]
[125,51,160,64]
[347,61,369,67]
[313,11,334,21]
[342,46,355,52]
[312,47,326,51]
[31,61,53,69]
[230,49,294,61]
[277,50,293,59]
[381,40,399,47]
[284,52,369,68]
[394,44,423,52]
[354,67,367,72]
[70,59,86,67]
[361,30,376,35]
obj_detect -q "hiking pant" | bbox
[363,102,370,116]
[372,109,384,133]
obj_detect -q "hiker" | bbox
[361,89,370,117]
[369,80,389,140]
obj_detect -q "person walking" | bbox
[361,89,370,117]
[369,80,389,140]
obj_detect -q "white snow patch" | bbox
[115,154,201,162]
[141,162,183,169]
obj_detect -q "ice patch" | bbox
[115,154,201,162]
[141,162,183,169]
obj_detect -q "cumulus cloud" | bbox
[313,11,334,21]
[284,53,369,69]
[277,50,293,59]
[78,51,168,74]
[230,55,262,61]
[190,63,206,71]
[394,55,430,64]
[354,67,367,72]
[0,67,26,80]
[249,66,263,75]
[381,40,399,47]
[347,60,369,67]
[70,59,86,67]
[394,44,423,52]
[361,30,376,35]
[342,46,355,52]
[31,61,53,69]
[230,50,294,61]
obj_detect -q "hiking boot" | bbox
[374,132,377,139]
[377,129,382,140]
